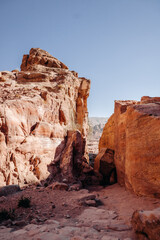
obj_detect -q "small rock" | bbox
[104,196,108,199]
[78,194,98,206]
[62,178,68,183]
[45,219,60,225]
[78,194,96,202]
[69,182,82,191]
[12,220,26,227]
[85,199,97,207]
[108,224,132,231]
[36,217,45,222]
[51,182,68,191]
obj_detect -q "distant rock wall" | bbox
[0,48,90,186]
[98,96,160,197]
[88,117,107,154]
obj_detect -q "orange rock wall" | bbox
[99,114,115,151]
[99,97,160,197]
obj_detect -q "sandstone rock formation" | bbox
[0,48,90,186]
[132,208,160,240]
[99,114,115,151]
[98,96,160,197]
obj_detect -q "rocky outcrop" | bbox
[21,48,68,71]
[98,96,160,197]
[132,208,160,240]
[60,130,86,182]
[0,48,90,186]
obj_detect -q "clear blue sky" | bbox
[0,0,160,117]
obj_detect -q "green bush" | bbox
[0,208,15,223]
[18,196,31,208]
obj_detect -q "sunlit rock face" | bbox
[132,208,160,240]
[99,114,115,152]
[98,96,160,197]
[0,48,90,186]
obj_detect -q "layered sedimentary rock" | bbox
[0,48,90,186]
[98,96,160,197]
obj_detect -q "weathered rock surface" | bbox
[21,48,68,71]
[60,130,86,182]
[132,208,160,240]
[0,48,90,186]
[99,97,160,197]
[99,114,115,152]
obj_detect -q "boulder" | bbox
[60,130,86,182]
[94,148,116,185]
[132,208,160,240]
[51,182,68,191]
[68,182,82,191]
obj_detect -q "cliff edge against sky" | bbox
[0,48,91,186]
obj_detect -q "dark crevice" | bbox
[0,122,8,144]
[136,231,149,240]
[30,122,39,134]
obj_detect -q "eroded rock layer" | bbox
[98,96,160,197]
[0,48,90,186]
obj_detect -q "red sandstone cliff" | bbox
[97,96,160,197]
[0,48,90,186]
